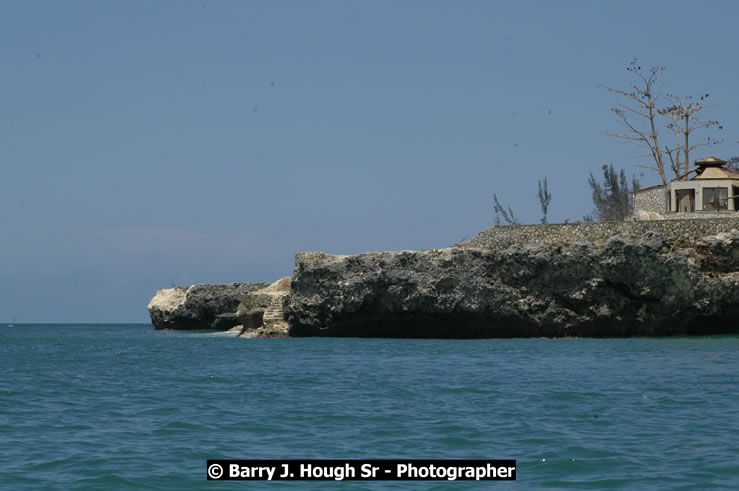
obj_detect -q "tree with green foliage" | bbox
[537,177,552,224]
[587,164,640,221]
[492,193,519,225]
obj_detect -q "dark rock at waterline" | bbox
[147,282,269,330]
[284,230,739,338]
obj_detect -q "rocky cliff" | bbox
[283,230,739,338]
[234,277,292,338]
[147,282,269,330]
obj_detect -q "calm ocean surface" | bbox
[1,324,737,490]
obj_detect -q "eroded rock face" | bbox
[633,210,664,221]
[235,277,292,338]
[284,230,739,338]
[147,282,269,330]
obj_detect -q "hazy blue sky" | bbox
[2,0,739,322]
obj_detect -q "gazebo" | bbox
[668,157,739,213]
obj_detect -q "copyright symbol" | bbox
[208,464,224,479]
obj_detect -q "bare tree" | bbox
[493,194,519,225]
[660,94,723,177]
[537,177,552,224]
[604,59,724,183]
[602,58,668,185]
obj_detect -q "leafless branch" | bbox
[602,58,667,184]
[617,103,650,119]
[661,93,723,174]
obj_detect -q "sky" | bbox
[2,0,739,322]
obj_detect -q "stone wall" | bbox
[458,217,739,251]
[633,186,667,213]
[633,211,739,221]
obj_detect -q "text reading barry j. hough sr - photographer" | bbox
[206,459,516,481]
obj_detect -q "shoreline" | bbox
[147,221,739,339]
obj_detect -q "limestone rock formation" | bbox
[284,230,739,338]
[633,210,665,221]
[235,277,292,338]
[147,282,269,330]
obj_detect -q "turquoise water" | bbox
[1,324,738,490]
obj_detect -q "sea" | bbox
[1,324,737,490]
